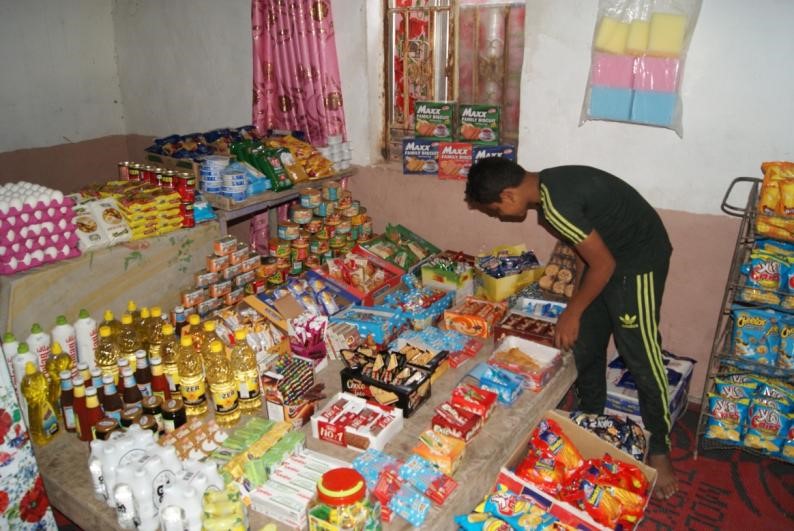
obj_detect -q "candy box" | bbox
[450,383,498,420]
[414,100,455,141]
[330,305,409,349]
[443,296,507,339]
[314,247,404,306]
[457,103,500,145]
[390,337,450,384]
[495,410,657,531]
[493,311,557,347]
[431,401,482,443]
[489,335,562,391]
[413,429,466,476]
[420,250,476,303]
[311,392,404,452]
[467,362,524,405]
[340,364,431,418]
[402,138,440,175]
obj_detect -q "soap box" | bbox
[457,103,500,145]
[437,142,473,181]
[414,101,455,141]
[402,138,440,175]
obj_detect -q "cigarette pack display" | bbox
[310,392,404,451]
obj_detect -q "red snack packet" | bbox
[531,417,584,476]
[515,450,566,495]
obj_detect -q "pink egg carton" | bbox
[0,245,81,275]
[0,231,79,260]
[0,197,75,227]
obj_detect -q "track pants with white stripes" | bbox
[572,257,671,455]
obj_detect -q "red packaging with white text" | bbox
[437,142,473,180]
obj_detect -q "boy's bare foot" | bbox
[649,453,678,500]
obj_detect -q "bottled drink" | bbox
[118,314,142,371]
[90,367,105,401]
[121,366,142,408]
[186,314,207,356]
[51,314,78,368]
[59,370,77,432]
[20,362,59,445]
[230,329,262,412]
[117,358,130,396]
[205,341,239,426]
[160,324,180,393]
[149,356,171,401]
[176,336,207,416]
[101,374,124,422]
[134,350,152,397]
[45,341,72,420]
[147,306,165,359]
[77,362,91,383]
[26,322,51,373]
[72,376,90,441]
[84,387,104,440]
[102,309,122,338]
[96,325,120,384]
[12,342,36,424]
[74,308,99,369]
[200,320,225,363]
[2,332,19,387]
[136,306,151,351]
[173,305,187,337]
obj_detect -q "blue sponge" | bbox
[631,90,677,126]
[588,86,633,121]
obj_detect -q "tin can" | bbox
[275,256,290,269]
[153,167,165,186]
[289,260,303,276]
[291,206,313,225]
[305,255,321,269]
[269,238,291,258]
[322,181,341,201]
[305,217,324,234]
[329,234,346,248]
[334,218,352,235]
[161,170,176,189]
[361,217,373,238]
[310,236,329,255]
[181,209,195,228]
[291,242,309,261]
[313,201,335,218]
[300,187,322,208]
[337,190,353,209]
[128,163,142,182]
[277,222,300,240]
[247,278,267,295]
[268,267,289,286]
[343,201,361,217]
[315,224,331,239]
[258,256,279,278]
[349,224,361,241]
[118,161,131,180]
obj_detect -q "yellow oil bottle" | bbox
[45,341,72,421]
[20,362,59,445]
[206,341,240,426]
[95,325,120,384]
[230,329,262,413]
[177,336,207,416]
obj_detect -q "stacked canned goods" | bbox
[118,161,199,228]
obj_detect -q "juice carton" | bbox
[458,104,500,145]
[414,101,455,141]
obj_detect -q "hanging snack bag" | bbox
[704,393,749,444]
[731,306,780,366]
[739,250,786,306]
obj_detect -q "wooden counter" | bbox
[35,350,577,530]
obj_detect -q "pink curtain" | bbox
[252,0,347,146]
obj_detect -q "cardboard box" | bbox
[472,144,516,162]
[420,250,476,303]
[489,335,562,391]
[310,392,404,452]
[437,142,473,180]
[391,336,450,384]
[142,150,202,179]
[414,100,455,141]
[443,296,507,339]
[357,226,440,273]
[605,351,695,428]
[265,397,317,429]
[457,103,501,145]
[493,311,557,347]
[402,138,440,175]
[313,247,404,306]
[413,429,466,476]
[340,365,431,418]
[329,305,408,348]
[495,410,657,531]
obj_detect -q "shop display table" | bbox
[203,169,356,234]
[0,222,220,334]
[34,346,576,530]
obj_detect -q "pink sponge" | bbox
[633,56,680,92]
[590,52,636,89]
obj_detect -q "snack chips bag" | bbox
[779,420,794,463]
[714,378,756,400]
[530,417,584,475]
[454,513,512,531]
[515,451,566,495]
[739,251,786,305]
[731,306,780,366]
[743,399,789,454]
[705,394,749,444]
[474,491,559,531]
[779,317,794,369]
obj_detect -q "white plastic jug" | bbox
[26,323,51,372]
[11,342,36,424]
[74,309,98,369]
[51,315,77,368]
[2,332,19,387]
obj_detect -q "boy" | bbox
[466,158,677,499]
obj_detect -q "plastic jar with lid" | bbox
[311,467,380,530]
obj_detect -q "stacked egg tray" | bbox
[0,182,80,275]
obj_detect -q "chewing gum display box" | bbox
[340,365,431,418]
[496,410,657,531]
[414,100,455,141]
[457,104,500,145]
[402,138,440,175]
[437,142,473,181]
[472,144,516,163]
[310,392,404,451]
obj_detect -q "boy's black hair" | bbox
[465,157,527,204]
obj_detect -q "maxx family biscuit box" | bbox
[402,138,440,175]
[414,101,455,141]
[457,103,500,145]
[438,142,473,181]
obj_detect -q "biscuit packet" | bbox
[72,200,111,251]
[89,198,131,245]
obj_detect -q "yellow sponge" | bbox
[626,20,650,55]
[594,17,629,55]
[647,12,687,57]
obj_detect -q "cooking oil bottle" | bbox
[176,336,207,416]
[146,306,165,359]
[230,329,261,413]
[45,341,72,420]
[20,362,59,445]
[200,320,225,363]
[160,323,180,394]
[136,307,151,352]
[127,300,140,323]
[96,325,120,384]
[186,314,207,358]
[101,310,122,338]
[206,341,239,426]
[118,314,142,371]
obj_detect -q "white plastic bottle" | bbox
[75,309,99,369]
[2,332,19,387]
[12,342,37,424]
[26,323,51,373]
[51,315,78,368]
[89,439,107,501]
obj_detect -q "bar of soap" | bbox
[590,52,635,88]
[633,56,680,92]
[594,16,629,54]
[631,90,678,126]
[626,20,650,55]
[647,12,687,57]
[588,86,634,121]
